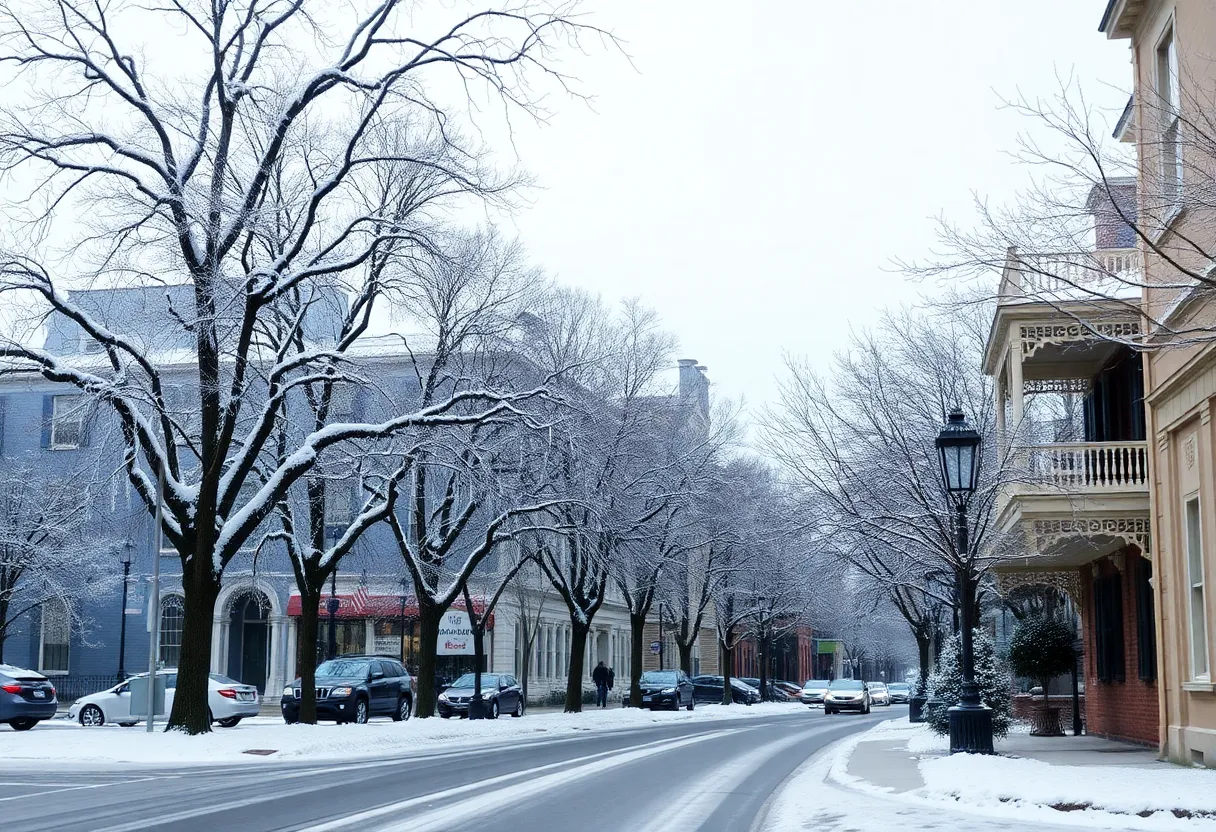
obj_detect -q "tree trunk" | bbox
[167,565,220,733]
[916,630,932,692]
[520,639,532,711]
[720,635,734,705]
[296,586,321,724]
[629,611,646,707]
[758,634,770,702]
[0,596,9,664]
[565,619,590,713]
[470,612,486,719]
[414,600,442,718]
[677,640,693,676]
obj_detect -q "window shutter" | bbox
[1136,559,1157,682]
[1111,572,1125,682]
[39,395,53,449]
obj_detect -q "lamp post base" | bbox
[948,703,994,754]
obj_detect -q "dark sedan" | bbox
[637,670,694,711]
[438,673,523,719]
[0,664,57,731]
[690,675,759,705]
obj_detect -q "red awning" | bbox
[286,594,493,626]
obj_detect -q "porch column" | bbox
[1008,332,1025,432]
[265,614,285,701]
[995,366,1007,446]
[210,615,224,673]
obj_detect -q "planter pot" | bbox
[909,695,928,723]
[1029,705,1064,737]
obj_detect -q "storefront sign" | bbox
[373,635,400,656]
[437,610,474,655]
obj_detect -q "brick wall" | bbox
[1081,551,1159,746]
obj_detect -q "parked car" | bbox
[868,682,891,706]
[0,664,57,731]
[824,678,871,714]
[637,670,695,711]
[774,680,803,698]
[799,679,831,706]
[690,675,760,705]
[282,655,412,724]
[739,677,794,701]
[69,670,260,727]
[437,673,523,719]
[886,682,911,704]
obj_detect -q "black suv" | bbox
[282,655,412,724]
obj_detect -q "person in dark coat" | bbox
[592,661,609,708]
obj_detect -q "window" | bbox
[1136,558,1157,682]
[1156,25,1183,205]
[39,598,70,674]
[50,394,85,449]
[1093,572,1125,683]
[1186,497,1208,678]
[328,384,355,421]
[324,482,354,527]
[159,595,185,668]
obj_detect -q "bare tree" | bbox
[0,456,118,662]
[762,305,1021,699]
[0,0,606,733]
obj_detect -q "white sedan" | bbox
[868,682,891,706]
[68,670,260,728]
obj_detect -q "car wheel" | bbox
[79,704,105,727]
[353,697,369,724]
[9,718,36,731]
[283,713,299,725]
[490,700,499,719]
[686,696,694,712]
[440,711,451,719]
[216,717,242,728]
[825,707,834,715]
[392,697,411,722]
[118,722,137,728]
[512,698,523,718]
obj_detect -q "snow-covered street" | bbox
[13,703,804,765]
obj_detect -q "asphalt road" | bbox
[0,706,1069,831]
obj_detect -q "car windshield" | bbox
[888,683,909,691]
[829,679,864,691]
[450,674,498,689]
[870,683,887,690]
[316,659,370,678]
[803,680,830,688]
[209,673,240,685]
[640,671,677,685]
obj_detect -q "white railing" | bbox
[1028,441,1149,492]
[1001,248,1141,301]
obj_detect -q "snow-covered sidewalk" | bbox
[798,717,1216,831]
[10,702,802,766]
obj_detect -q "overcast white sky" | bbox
[496,1,1133,414]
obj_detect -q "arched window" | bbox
[159,595,185,668]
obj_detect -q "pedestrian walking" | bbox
[592,661,609,708]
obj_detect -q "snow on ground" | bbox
[10,702,803,766]
[921,753,1216,819]
[808,716,1216,831]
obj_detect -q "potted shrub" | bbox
[1008,616,1078,737]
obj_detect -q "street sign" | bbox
[649,641,661,655]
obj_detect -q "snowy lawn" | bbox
[921,753,1216,819]
[8,702,804,765]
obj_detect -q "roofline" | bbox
[1113,96,1135,141]
[1098,0,1119,33]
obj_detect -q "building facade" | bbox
[1102,0,1216,764]
[982,180,1159,745]
[0,289,713,709]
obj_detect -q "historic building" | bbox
[1100,0,1216,764]
[982,178,1159,744]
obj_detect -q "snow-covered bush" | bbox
[926,628,1013,737]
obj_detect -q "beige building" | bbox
[1101,0,1216,764]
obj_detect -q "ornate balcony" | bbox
[1028,441,1148,493]
[998,248,1141,305]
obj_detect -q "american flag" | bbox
[352,584,371,616]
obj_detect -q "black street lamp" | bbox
[934,407,993,755]
[327,569,340,661]
[116,540,134,683]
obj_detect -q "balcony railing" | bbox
[1001,248,1141,302]
[1028,441,1148,492]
